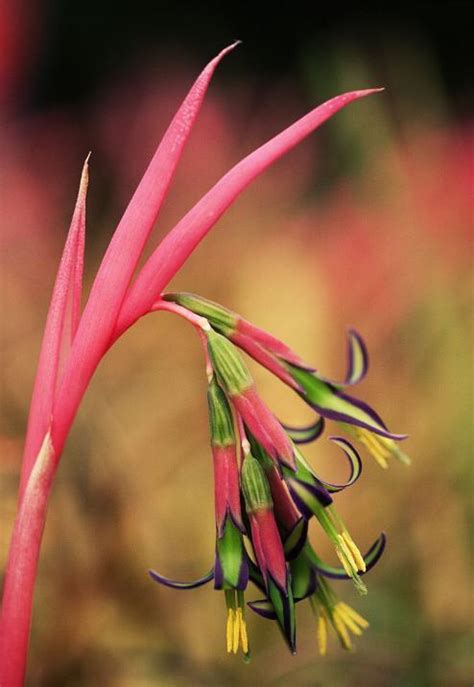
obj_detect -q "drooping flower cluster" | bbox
[150,293,409,657]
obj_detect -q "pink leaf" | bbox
[70,155,89,338]
[114,88,383,337]
[51,44,238,455]
[19,157,88,497]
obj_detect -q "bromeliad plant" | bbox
[0,43,408,684]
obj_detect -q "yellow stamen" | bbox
[317,612,328,656]
[336,534,358,575]
[342,531,366,572]
[332,609,353,651]
[339,602,370,629]
[332,602,370,644]
[336,546,356,578]
[336,607,363,636]
[226,609,235,653]
[355,428,390,469]
[237,608,249,654]
[232,607,240,654]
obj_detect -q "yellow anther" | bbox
[355,428,390,469]
[226,609,235,653]
[336,534,358,575]
[339,602,369,630]
[332,602,370,645]
[232,608,240,653]
[237,608,249,654]
[363,434,389,463]
[369,447,389,469]
[226,594,249,657]
[362,428,391,455]
[332,608,353,651]
[342,531,366,572]
[336,546,356,578]
[336,608,363,636]
[317,612,328,656]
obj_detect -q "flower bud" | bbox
[207,329,253,396]
[164,292,237,335]
[207,378,244,535]
[241,455,273,514]
[207,377,235,447]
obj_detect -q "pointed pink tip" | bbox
[211,41,241,65]
[357,87,385,95]
[77,153,91,201]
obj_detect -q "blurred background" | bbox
[1,2,472,686]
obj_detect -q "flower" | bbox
[249,516,386,655]
[241,452,296,652]
[284,360,411,468]
[206,328,296,470]
[150,375,250,656]
[310,578,370,655]
[207,377,245,536]
[281,443,369,593]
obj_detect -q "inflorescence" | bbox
[149,293,410,659]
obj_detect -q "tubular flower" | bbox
[283,361,411,468]
[207,377,245,536]
[241,452,296,653]
[246,431,309,560]
[164,293,410,468]
[247,526,385,656]
[250,434,376,595]
[206,328,295,470]
[150,375,249,657]
[310,577,370,654]
[252,521,386,654]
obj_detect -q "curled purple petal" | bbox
[248,598,277,620]
[282,416,325,444]
[313,436,362,493]
[312,329,369,388]
[148,568,214,589]
[345,329,369,385]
